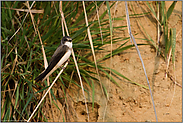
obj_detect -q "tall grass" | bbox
[1,1,176,122]
[146,1,177,62]
[1,1,132,121]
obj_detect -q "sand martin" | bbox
[35,36,72,82]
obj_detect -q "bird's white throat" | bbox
[65,41,72,49]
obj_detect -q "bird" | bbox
[35,36,72,82]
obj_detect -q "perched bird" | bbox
[35,36,72,82]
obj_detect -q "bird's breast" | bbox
[56,49,72,67]
[65,42,72,49]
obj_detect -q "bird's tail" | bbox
[35,65,58,82]
[35,71,46,82]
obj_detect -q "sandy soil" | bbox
[43,1,182,122]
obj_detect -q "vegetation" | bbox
[1,1,177,122]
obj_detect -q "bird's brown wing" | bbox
[35,45,69,82]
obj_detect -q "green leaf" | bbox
[91,79,95,111]
[21,94,34,115]
[166,1,177,20]
[14,83,20,109]
[171,28,176,67]
[1,27,13,35]
[3,107,10,122]
[146,1,157,18]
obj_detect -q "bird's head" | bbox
[61,36,72,45]
[61,36,72,48]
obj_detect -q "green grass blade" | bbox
[91,79,95,111]
[14,83,20,109]
[166,1,177,20]
[21,93,34,115]
[171,28,176,67]
[146,1,157,18]
[3,107,10,122]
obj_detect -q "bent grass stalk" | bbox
[125,1,158,122]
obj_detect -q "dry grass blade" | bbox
[5,45,14,59]
[8,1,35,42]
[146,2,162,27]
[59,2,89,121]
[167,72,182,88]
[36,29,55,121]
[94,1,104,44]
[14,13,30,49]
[12,47,18,97]
[165,48,172,78]
[82,0,104,98]
[125,1,158,122]
[113,1,118,21]
[6,47,18,107]
[10,47,18,75]
[36,26,48,68]
[27,62,68,122]
[83,1,109,121]
[1,64,11,72]
[2,7,44,13]
[156,1,160,56]
[27,62,69,122]
[26,1,37,35]
[60,1,65,37]
[26,1,49,81]
[26,1,55,121]
[71,49,90,121]
[61,11,69,36]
